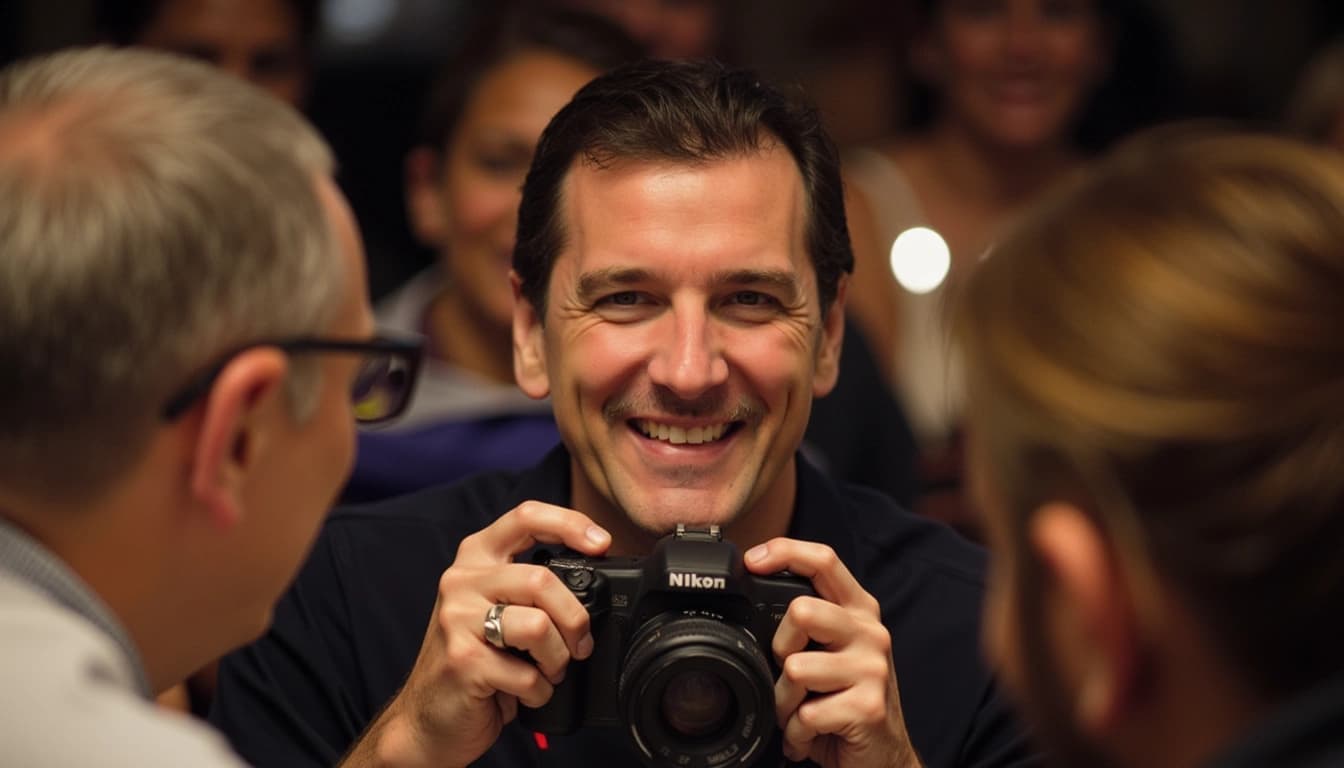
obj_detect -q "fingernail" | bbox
[576,633,594,659]
[745,544,768,563]
[585,525,610,547]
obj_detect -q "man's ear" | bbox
[405,146,448,248]
[1030,503,1142,736]
[511,270,550,400]
[812,275,848,398]
[188,348,289,529]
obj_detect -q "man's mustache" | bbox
[604,389,762,423]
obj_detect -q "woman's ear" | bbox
[511,270,550,400]
[405,146,448,248]
[187,348,288,529]
[1030,503,1143,736]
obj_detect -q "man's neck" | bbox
[568,460,795,558]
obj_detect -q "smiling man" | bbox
[521,146,831,548]
[211,59,1035,768]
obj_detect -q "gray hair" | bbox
[0,46,341,501]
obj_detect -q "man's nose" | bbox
[646,307,729,399]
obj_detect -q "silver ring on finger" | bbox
[483,602,508,649]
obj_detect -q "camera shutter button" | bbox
[565,569,594,591]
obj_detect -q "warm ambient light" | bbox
[890,226,951,295]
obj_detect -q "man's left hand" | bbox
[744,538,923,768]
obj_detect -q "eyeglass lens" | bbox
[351,353,412,423]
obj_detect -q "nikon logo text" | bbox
[668,572,726,590]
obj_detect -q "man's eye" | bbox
[600,291,642,306]
[731,291,774,306]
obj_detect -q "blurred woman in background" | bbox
[842,0,1176,531]
[1285,37,1344,151]
[97,0,318,107]
[345,7,643,501]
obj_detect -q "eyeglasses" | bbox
[161,334,425,424]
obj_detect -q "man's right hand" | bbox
[340,501,611,768]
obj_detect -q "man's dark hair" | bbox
[514,58,854,318]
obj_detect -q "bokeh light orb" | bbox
[890,226,951,295]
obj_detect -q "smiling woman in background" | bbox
[96,0,318,108]
[843,0,1122,532]
[344,7,644,502]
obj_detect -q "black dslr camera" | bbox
[518,524,814,768]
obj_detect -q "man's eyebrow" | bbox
[576,267,653,301]
[574,267,803,301]
[715,269,801,300]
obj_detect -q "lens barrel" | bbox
[618,613,776,768]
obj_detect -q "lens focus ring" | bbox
[618,613,776,768]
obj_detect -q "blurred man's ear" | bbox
[510,270,550,400]
[812,276,848,398]
[187,349,289,529]
[405,147,448,247]
[1030,503,1143,736]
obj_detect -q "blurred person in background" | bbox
[96,0,319,108]
[0,46,420,765]
[843,0,1121,534]
[1285,37,1344,151]
[957,129,1344,767]
[548,0,724,60]
[344,7,644,503]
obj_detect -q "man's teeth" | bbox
[637,420,729,445]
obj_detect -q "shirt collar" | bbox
[0,516,152,697]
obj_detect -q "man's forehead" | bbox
[550,149,813,296]
[556,147,808,238]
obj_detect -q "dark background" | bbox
[6,0,1343,299]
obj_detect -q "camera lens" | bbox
[661,669,734,740]
[619,613,775,768]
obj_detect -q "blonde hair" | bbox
[956,128,1344,699]
[0,47,340,501]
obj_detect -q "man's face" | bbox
[513,146,844,545]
